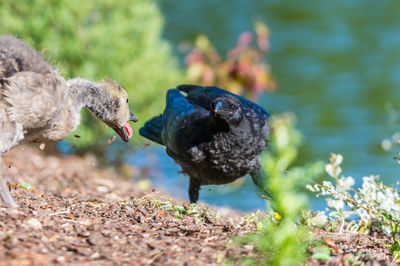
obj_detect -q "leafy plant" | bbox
[236,114,323,265]
[183,22,275,100]
[307,153,400,261]
[127,196,217,223]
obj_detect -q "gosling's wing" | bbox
[3,71,66,131]
[177,84,271,120]
[0,36,63,131]
[0,35,52,80]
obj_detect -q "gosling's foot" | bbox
[0,180,18,208]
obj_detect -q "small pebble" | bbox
[97,186,109,193]
[24,218,42,229]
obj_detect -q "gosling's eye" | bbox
[126,98,129,104]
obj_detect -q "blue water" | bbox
[130,0,400,211]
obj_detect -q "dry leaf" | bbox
[325,238,339,252]
[142,143,150,149]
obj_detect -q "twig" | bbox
[49,209,70,216]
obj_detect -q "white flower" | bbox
[327,198,345,211]
[306,184,315,192]
[334,154,343,165]
[308,211,328,227]
[325,164,334,178]
[338,176,355,191]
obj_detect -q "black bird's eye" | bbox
[126,98,129,104]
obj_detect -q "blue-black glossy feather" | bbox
[177,84,270,121]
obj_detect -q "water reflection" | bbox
[131,0,400,211]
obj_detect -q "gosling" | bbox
[0,36,138,207]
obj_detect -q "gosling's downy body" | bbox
[0,36,138,207]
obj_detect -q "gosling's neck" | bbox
[66,78,118,123]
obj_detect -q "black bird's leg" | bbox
[0,156,18,207]
[188,177,201,203]
[250,169,273,200]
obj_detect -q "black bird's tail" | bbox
[139,115,164,145]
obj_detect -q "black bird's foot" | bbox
[251,170,273,201]
[188,177,201,204]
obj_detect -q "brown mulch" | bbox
[0,145,256,265]
[0,145,395,265]
[307,232,392,265]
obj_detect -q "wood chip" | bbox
[48,233,59,242]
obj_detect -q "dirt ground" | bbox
[0,145,395,265]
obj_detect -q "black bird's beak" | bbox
[129,112,139,122]
[214,101,230,117]
[214,101,223,112]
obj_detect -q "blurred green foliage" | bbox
[183,22,275,101]
[0,0,183,155]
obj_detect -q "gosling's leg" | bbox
[188,177,201,204]
[0,156,18,208]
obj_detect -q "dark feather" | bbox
[139,115,163,145]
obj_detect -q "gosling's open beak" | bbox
[112,112,138,142]
[112,125,130,142]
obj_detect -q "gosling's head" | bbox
[94,79,138,142]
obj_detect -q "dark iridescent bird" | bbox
[0,36,138,207]
[139,84,270,203]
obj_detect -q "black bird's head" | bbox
[210,95,243,127]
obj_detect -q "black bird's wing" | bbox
[177,84,271,121]
[161,89,208,154]
[139,115,163,145]
[140,89,199,146]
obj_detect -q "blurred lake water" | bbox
[129,0,400,211]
